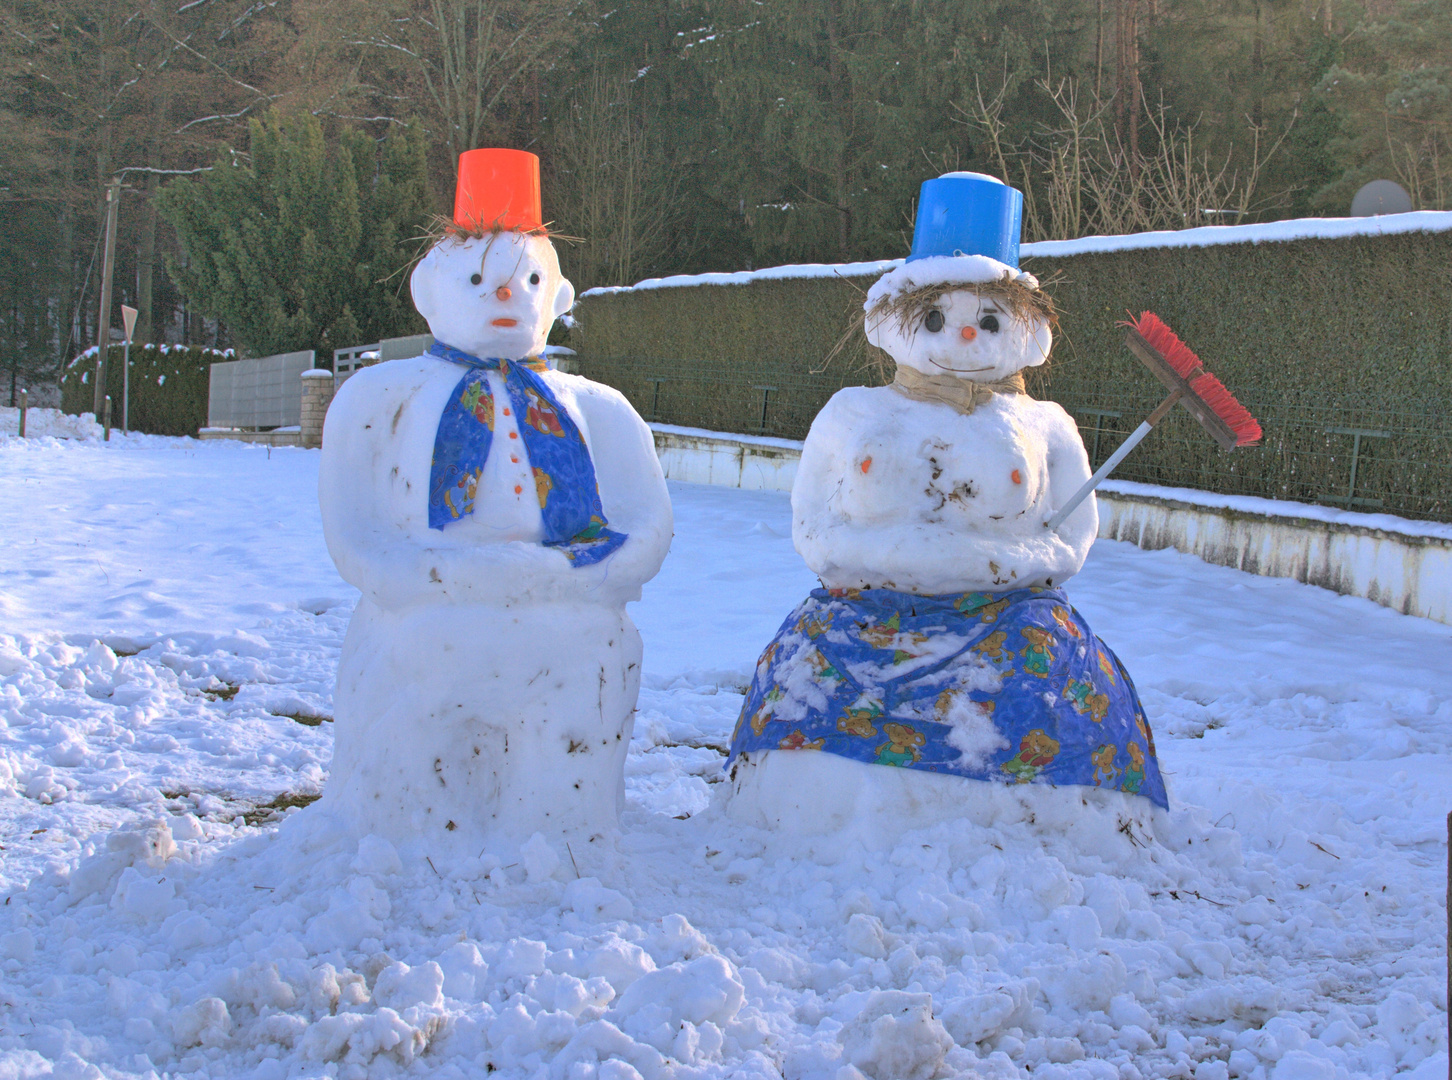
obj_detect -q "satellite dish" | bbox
[1351,180,1413,217]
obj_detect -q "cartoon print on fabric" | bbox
[876,723,926,766]
[1135,712,1158,758]
[726,586,1169,809]
[1001,729,1060,783]
[532,466,553,509]
[809,650,846,684]
[1065,678,1110,724]
[426,343,626,566]
[973,630,1010,663]
[524,385,567,437]
[1051,605,1083,639]
[1091,744,1119,786]
[1018,626,1055,677]
[839,704,883,739]
[746,688,785,737]
[956,593,1010,623]
[1122,742,1147,794]
[796,612,833,639]
[436,466,483,521]
[459,379,495,430]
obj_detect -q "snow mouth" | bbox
[491,318,518,328]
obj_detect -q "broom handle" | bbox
[1046,389,1182,533]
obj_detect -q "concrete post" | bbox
[300,369,336,449]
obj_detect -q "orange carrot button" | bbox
[1011,469,1022,484]
[860,457,873,474]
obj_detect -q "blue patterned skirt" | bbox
[726,586,1167,808]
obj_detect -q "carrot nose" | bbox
[496,286,512,301]
[960,325,977,341]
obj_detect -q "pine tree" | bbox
[158,111,432,359]
[1316,0,1452,210]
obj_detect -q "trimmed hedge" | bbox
[571,230,1452,522]
[61,344,232,437]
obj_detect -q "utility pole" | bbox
[92,177,122,417]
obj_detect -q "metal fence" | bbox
[1058,387,1452,520]
[206,350,316,430]
[332,334,434,386]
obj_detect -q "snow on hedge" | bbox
[583,210,1452,297]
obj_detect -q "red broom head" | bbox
[1125,311,1202,378]
[1123,312,1263,447]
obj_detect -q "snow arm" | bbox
[1039,402,1099,570]
[567,379,674,604]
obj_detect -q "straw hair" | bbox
[865,270,1059,342]
[423,213,570,247]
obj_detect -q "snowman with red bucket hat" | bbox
[724,173,1180,837]
[315,149,672,860]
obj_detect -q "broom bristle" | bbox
[1123,311,1262,447]
[1128,311,1202,378]
[1187,372,1263,446]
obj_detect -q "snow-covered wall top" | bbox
[581,210,1452,296]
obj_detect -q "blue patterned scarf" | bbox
[427,342,627,567]
[727,585,1168,808]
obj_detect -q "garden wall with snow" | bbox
[571,212,1452,525]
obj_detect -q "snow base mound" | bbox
[726,749,1159,860]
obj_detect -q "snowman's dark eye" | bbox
[924,310,945,333]
[979,314,1000,333]
[529,272,541,285]
[470,273,482,286]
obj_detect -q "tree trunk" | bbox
[1117,0,1142,179]
[823,0,851,259]
[1252,0,1264,129]
[137,168,159,344]
[1096,0,1105,98]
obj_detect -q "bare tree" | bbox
[961,74,1295,241]
[318,0,583,167]
[547,66,684,291]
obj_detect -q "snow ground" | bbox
[0,428,1447,1080]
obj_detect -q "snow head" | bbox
[411,230,574,361]
[864,255,1054,382]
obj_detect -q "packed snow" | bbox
[0,432,1448,1080]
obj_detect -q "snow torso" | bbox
[338,358,547,547]
[793,385,1097,594]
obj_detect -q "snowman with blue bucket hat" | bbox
[725,172,1168,841]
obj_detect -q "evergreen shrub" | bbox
[60,344,231,437]
[570,230,1452,521]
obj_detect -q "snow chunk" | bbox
[564,877,634,921]
[837,991,954,1080]
[611,954,745,1029]
[170,997,232,1049]
[521,832,563,882]
[373,960,445,1011]
[351,835,402,877]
